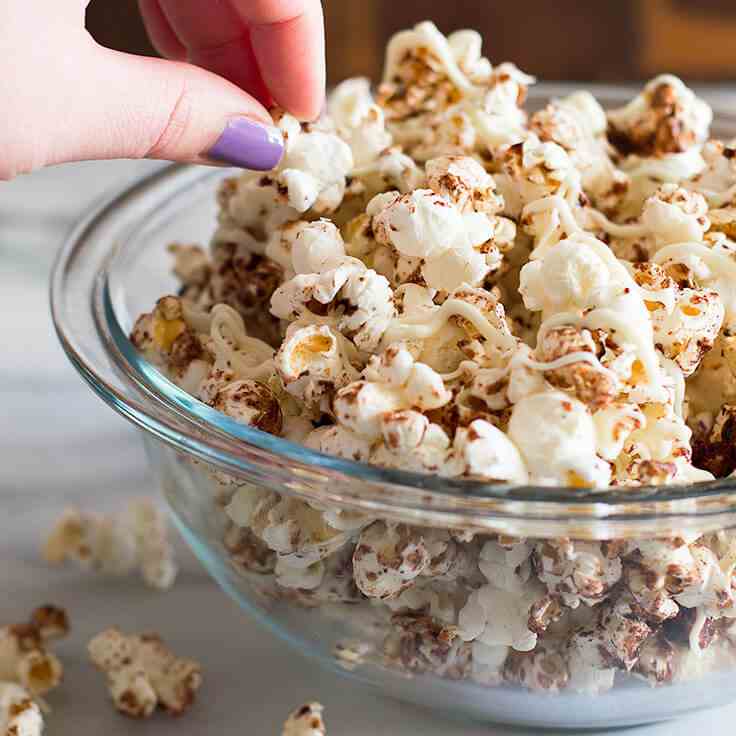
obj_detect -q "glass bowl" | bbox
[51,85,736,730]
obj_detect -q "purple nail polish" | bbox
[207,118,284,170]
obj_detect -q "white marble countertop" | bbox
[3,153,736,735]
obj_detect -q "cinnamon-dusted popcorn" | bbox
[425,155,503,215]
[608,75,712,158]
[130,295,211,392]
[369,186,504,292]
[497,134,582,219]
[88,628,201,718]
[536,326,616,410]
[282,702,326,736]
[606,77,712,218]
[44,499,178,591]
[352,522,449,600]
[275,324,359,415]
[0,683,43,736]
[332,344,452,442]
[0,607,68,700]
[530,91,624,208]
[127,499,178,591]
[385,613,472,678]
[226,488,354,571]
[532,540,622,608]
[223,523,276,575]
[207,239,285,317]
[654,238,736,333]
[606,185,710,262]
[689,139,736,207]
[329,78,393,169]
[449,419,528,482]
[271,226,395,353]
[508,391,611,487]
[377,21,532,159]
[271,111,353,215]
[43,508,137,576]
[503,642,569,693]
[212,379,284,434]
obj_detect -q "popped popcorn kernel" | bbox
[88,629,201,718]
[44,499,177,590]
[0,684,43,736]
[0,607,68,701]
[283,702,326,736]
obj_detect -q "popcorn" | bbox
[449,419,528,482]
[533,540,622,609]
[223,523,276,575]
[608,75,712,157]
[130,296,210,391]
[0,684,43,736]
[88,628,202,718]
[328,78,393,168]
[226,489,353,570]
[377,21,533,160]
[275,324,359,414]
[504,643,569,693]
[352,522,449,600]
[689,139,736,207]
[43,499,178,591]
[127,499,178,591]
[508,391,611,487]
[536,326,616,410]
[283,703,326,736]
[634,633,676,684]
[458,583,540,652]
[212,379,284,434]
[272,112,354,215]
[0,606,68,702]
[425,155,503,215]
[497,134,582,219]
[369,187,503,292]
[271,222,395,352]
[385,614,472,678]
[530,91,624,208]
[333,345,451,441]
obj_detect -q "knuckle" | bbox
[145,83,193,160]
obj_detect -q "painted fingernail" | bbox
[207,117,283,170]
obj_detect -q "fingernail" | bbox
[207,117,284,170]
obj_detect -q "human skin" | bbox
[0,0,325,180]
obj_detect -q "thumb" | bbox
[42,44,284,171]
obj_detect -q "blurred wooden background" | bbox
[87,1,736,82]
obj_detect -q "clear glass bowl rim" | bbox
[50,83,736,536]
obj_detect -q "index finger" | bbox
[231,0,325,121]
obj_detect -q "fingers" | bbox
[232,0,325,120]
[4,39,285,176]
[141,0,325,121]
[152,0,272,109]
[137,0,185,60]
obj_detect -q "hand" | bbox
[0,1,325,181]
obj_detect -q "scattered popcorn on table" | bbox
[282,702,326,736]
[43,499,177,590]
[0,683,44,736]
[129,18,736,697]
[88,628,201,718]
[0,606,68,702]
